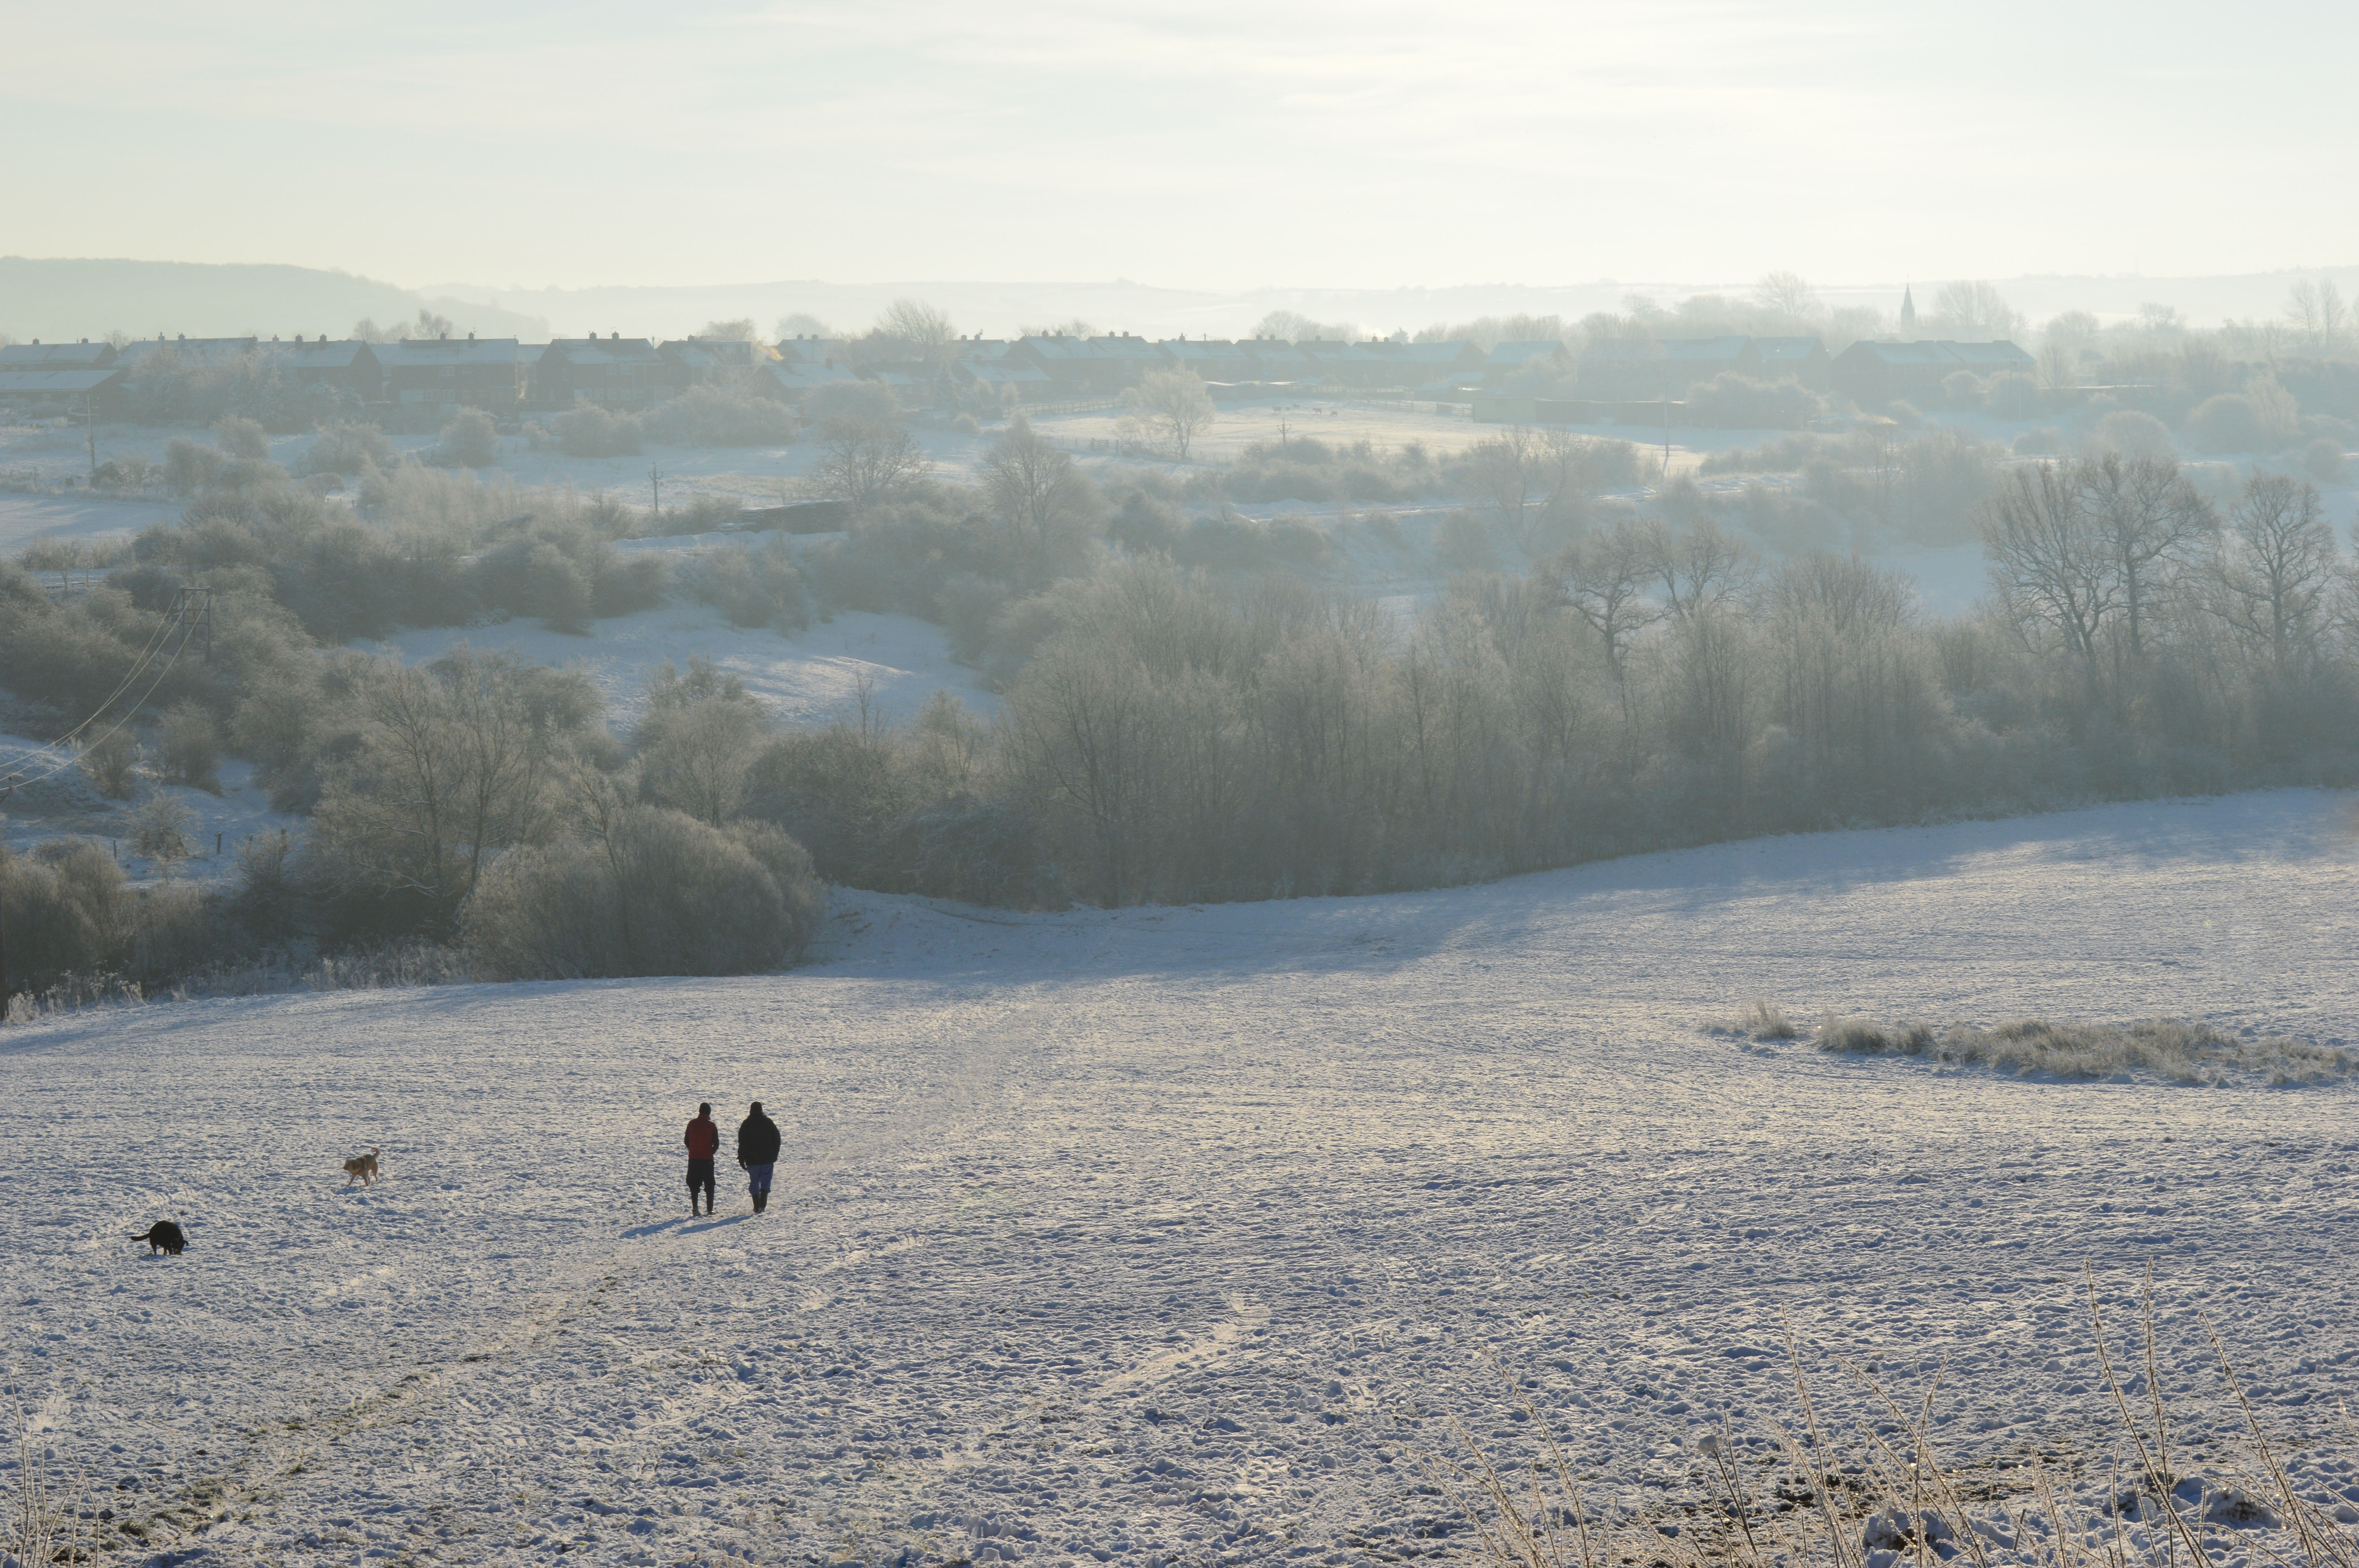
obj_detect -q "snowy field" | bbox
[6,791,2359,1566]
[361,602,997,732]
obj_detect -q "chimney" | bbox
[468,331,476,341]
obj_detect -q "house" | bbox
[1578,336,1756,396]
[0,367,126,407]
[0,339,119,372]
[1579,336,1830,397]
[1086,334,1165,386]
[1483,340,1575,386]
[953,358,1053,400]
[1156,339,1257,383]
[776,337,853,367]
[1750,336,1831,390]
[535,335,668,409]
[764,361,862,406]
[1366,340,1486,379]
[1008,334,1163,393]
[114,336,259,371]
[660,338,771,389]
[375,336,524,410]
[261,337,382,401]
[1239,338,1316,381]
[1830,340,2033,407]
[1298,340,1391,386]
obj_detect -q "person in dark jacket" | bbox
[736,1100,782,1214]
[684,1102,719,1216]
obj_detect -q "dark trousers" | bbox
[687,1158,715,1205]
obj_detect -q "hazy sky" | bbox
[8,0,2355,292]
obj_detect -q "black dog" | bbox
[131,1221,187,1257]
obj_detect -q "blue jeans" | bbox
[745,1162,774,1196]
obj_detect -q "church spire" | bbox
[1900,283,1917,338]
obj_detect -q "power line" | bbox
[2,604,199,794]
[0,595,183,780]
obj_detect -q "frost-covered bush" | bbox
[643,386,798,447]
[1984,372,2041,419]
[299,421,394,476]
[2092,409,2176,459]
[0,839,129,996]
[78,730,140,799]
[681,542,809,631]
[463,806,824,978]
[435,407,499,468]
[158,702,221,792]
[548,405,643,457]
[1679,372,1822,430]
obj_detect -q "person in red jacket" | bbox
[683,1102,719,1216]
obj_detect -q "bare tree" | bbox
[1466,428,1538,550]
[2205,473,2338,672]
[309,650,573,929]
[1251,309,1357,342]
[697,317,759,343]
[1928,281,2026,340]
[982,416,1096,573]
[1645,517,1759,622]
[2080,452,2213,659]
[1123,366,1216,459]
[871,298,959,372]
[1547,517,1664,680]
[808,381,926,506]
[1752,271,1823,323]
[1979,462,2117,682]
[2036,341,2078,393]
[2283,279,2348,340]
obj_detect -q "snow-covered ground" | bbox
[362,603,997,732]
[0,734,292,885]
[6,791,2359,1566]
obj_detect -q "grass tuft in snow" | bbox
[1810,1012,2354,1084]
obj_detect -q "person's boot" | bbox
[754,1191,767,1214]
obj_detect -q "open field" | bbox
[5,792,2358,1564]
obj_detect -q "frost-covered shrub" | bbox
[78,730,140,799]
[2092,409,2176,459]
[1984,372,2041,419]
[1679,372,1822,430]
[158,702,221,793]
[435,407,499,468]
[299,421,394,476]
[2185,394,2266,453]
[549,405,642,457]
[643,386,798,447]
[463,806,823,978]
[0,839,129,997]
[681,543,809,631]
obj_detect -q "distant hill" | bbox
[0,258,549,342]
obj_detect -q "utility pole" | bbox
[85,392,97,481]
[649,464,663,521]
[171,586,216,663]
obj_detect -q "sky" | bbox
[6,0,2356,294]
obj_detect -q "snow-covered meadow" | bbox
[6,791,2359,1566]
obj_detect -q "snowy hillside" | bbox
[5,791,2359,1565]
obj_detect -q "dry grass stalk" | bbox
[1438,1289,2355,1568]
[1806,1013,2352,1084]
